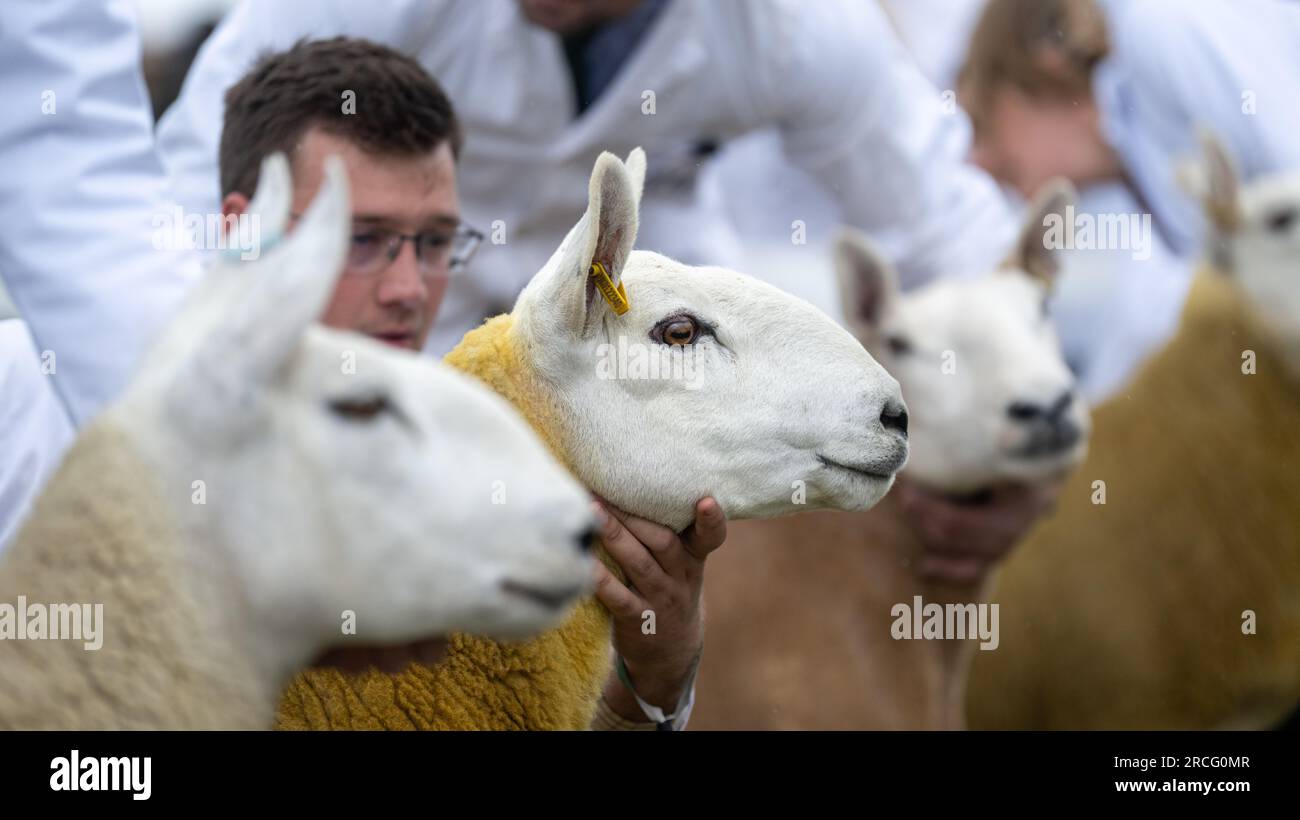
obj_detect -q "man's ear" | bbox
[530,148,643,337]
[1004,178,1076,286]
[834,228,898,339]
[221,191,251,238]
[186,152,350,405]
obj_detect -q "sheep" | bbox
[0,155,597,729]
[275,148,911,730]
[966,140,1300,730]
[692,184,1090,729]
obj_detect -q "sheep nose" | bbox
[880,398,909,438]
[575,524,598,554]
[1007,390,1076,423]
[1048,390,1076,421]
[1007,400,1044,422]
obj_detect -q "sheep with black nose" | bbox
[967,139,1300,730]
[693,183,1089,729]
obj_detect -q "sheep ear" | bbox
[534,150,641,337]
[1192,132,1242,234]
[1005,178,1076,285]
[191,154,351,402]
[834,228,897,338]
[624,147,647,202]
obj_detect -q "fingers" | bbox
[600,499,679,557]
[592,561,645,619]
[594,501,672,596]
[682,497,727,562]
[899,482,1050,577]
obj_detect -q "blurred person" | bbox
[0,0,203,553]
[0,1,203,427]
[934,0,1299,579]
[878,0,988,91]
[960,0,1300,256]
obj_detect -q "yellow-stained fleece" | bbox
[966,272,1300,730]
[276,315,615,730]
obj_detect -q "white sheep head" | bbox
[513,149,909,531]
[835,182,1090,494]
[117,154,596,676]
[1187,135,1300,378]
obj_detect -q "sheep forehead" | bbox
[899,274,1044,352]
[623,252,844,331]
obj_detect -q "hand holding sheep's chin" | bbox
[592,496,727,724]
[896,477,1065,586]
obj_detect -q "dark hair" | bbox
[219,37,462,198]
[958,0,1110,135]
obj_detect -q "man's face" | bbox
[517,0,645,34]
[966,86,1109,200]
[224,127,460,351]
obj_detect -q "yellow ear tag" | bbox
[590,261,630,315]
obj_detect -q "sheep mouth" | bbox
[816,454,897,481]
[500,580,584,610]
[1008,425,1084,460]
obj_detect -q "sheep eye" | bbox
[654,316,701,346]
[886,335,913,356]
[1267,207,1297,234]
[328,395,390,422]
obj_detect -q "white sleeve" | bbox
[0,321,74,554]
[0,0,201,425]
[749,0,1017,288]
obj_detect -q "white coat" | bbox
[1093,0,1300,256]
[0,0,202,425]
[154,0,1016,355]
[0,0,201,550]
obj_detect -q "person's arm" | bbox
[745,0,1017,288]
[589,498,726,730]
[0,321,75,553]
[0,0,202,425]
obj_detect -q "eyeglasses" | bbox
[290,213,484,277]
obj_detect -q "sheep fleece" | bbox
[276,315,614,730]
[0,422,269,729]
[966,272,1300,730]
